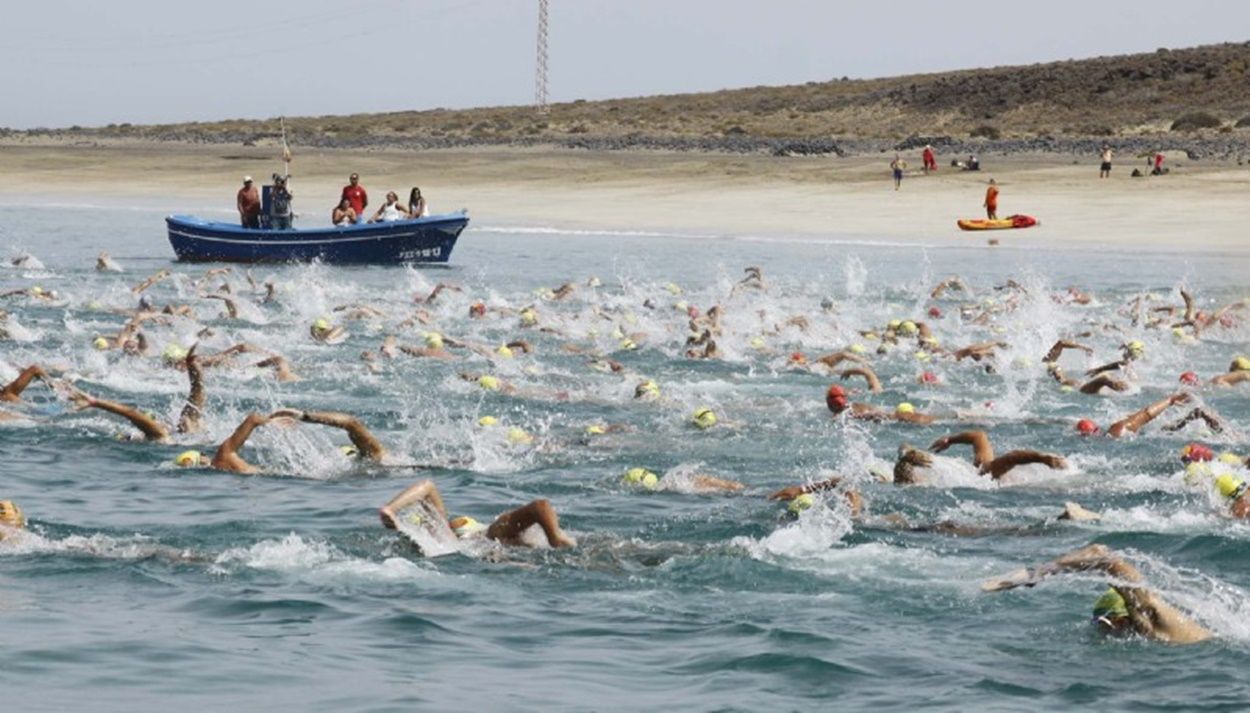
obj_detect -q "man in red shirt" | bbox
[236,176,261,229]
[341,173,368,222]
[984,179,999,220]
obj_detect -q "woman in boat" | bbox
[368,192,410,223]
[408,187,428,218]
[332,198,358,226]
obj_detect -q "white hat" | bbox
[243,175,253,183]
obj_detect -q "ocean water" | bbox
[2,199,1250,711]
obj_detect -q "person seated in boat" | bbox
[269,174,294,230]
[367,192,410,223]
[379,479,576,551]
[332,198,357,226]
[408,187,428,218]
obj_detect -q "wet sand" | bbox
[1,140,1247,248]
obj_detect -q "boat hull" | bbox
[165,213,469,264]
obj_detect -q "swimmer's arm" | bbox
[82,396,170,442]
[839,367,882,393]
[1162,407,1225,434]
[930,431,994,467]
[1084,359,1125,377]
[983,543,1139,591]
[769,476,843,501]
[1042,339,1093,363]
[210,412,268,471]
[1079,374,1128,394]
[1211,372,1250,387]
[297,410,386,461]
[204,294,239,319]
[131,269,170,294]
[379,479,448,529]
[1180,289,1196,323]
[1,364,48,401]
[692,475,746,492]
[985,450,1067,479]
[1123,392,1189,433]
[177,346,204,433]
[505,340,534,354]
[815,351,867,368]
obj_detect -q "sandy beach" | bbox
[1,140,1248,249]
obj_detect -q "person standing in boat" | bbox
[367,191,410,223]
[269,174,294,230]
[408,187,428,218]
[983,179,999,220]
[236,176,260,229]
[341,173,368,223]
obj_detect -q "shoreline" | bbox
[2,141,1249,250]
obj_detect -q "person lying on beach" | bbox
[379,479,576,550]
[981,543,1212,644]
[1075,392,1191,437]
[826,385,936,424]
[268,408,387,462]
[1,364,50,403]
[928,430,1068,479]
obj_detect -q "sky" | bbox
[1,0,1246,129]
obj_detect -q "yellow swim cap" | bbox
[674,300,688,312]
[507,427,534,445]
[1216,474,1247,500]
[619,338,637,351]
[31,286,43,295]
[898,321,918,336]
[162,344,188,363]
[749,336,766,350]
[635,380,659,399]
[339,445,359,457]
[585,425,607,436]
[92,336,110,350]
[849,343,867,354]
[887,319,902,331]
[1218,452,1243,466]
[1092,587,1129,620]
[1184,461,1213,486]
[423,332,444,349]
[922,336,940,347]
[174,450,202,467]
[1234,356,1250,372]
[520,309,538,326]
[623,467,659,490]
[914,350,930,362]
[692,407,718,429]
[896,402,916,415]
[1126,340,1145,356]
[449,516,487,538]
[477,375,500,391]
[665,282,683,295]
[788,493,815,514]
[477,415,498,426]
[0,500,25,528]
[587,276,601,287]
[312,318,330,333]
[495,344,513,358]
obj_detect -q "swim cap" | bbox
[477,375,500,391]
[820,297,835,311]
[339,445,359,457]
[634,380,659,399]
[174,450,202,467]
[1075,419,1100,436]
[928,307,942,318]
[495,344,513,358]
[674,300,688,312]
[1180,443,1214,463]
[920,371,939,384]
[1216,474,1248,500]
[898,321,918,336]
[519,308,538,326]
[849,343,867,354]
[506,427,534,445]
[585,424,607,436]
[692,407,718,430]
[789,352,807,364]
[1092,588,1129,621]
[887,319,902,331]
[0,500,25,528]
[665,282,683,295]
[1234,356,1250,372]
[312,318,330,334]
[895,402,915,415]
[449,516,487,538]
[1184,461,1213,485]
[612,327,626,340]
[826,385,848,413]
[92,336,109,350]
[30,286,43,295]
[922,336,940,347]
[477,415,498,426]
[788,493,815,514]
[1179,371,1200,386]
[587,276,602,287]
[162,344,188,364]
[914,350,930,362]
[1218,452,1243,466]
[749,336,766,350]
[469,302,487,317]
[138,294,154,310]
[1126,340,1145,357]
[423,332,444,349]
[618,338,637,351]
[623,467,659,490]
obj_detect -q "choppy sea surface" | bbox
[2,198,1250,711]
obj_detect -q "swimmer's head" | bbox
[585,424,607,436]
[789,351,807,365]
[162,343,188,364]
[895,402,916,415]
[623,467,659,490]
[887,319,902,332]
[1125,340,1145,358]
[469,302,487,318]
[1179,371,1200,386]
[92,336,110,350]
[495,344,513,358]
[618,338,637,351]
[665,282,683,296]
[919,371,939,384]
[634,380,660,400]
[825,384,849,413]
[1075,419,1100,436]
[519,308,538,327]
[0,500,25,529]
[1180,443,1214,464]
[312,318,331,335]
[174,450,206,468]
[138,294,155,311]
[477,375,500,391]
[928,307,942,319]
[1184,461,1213,486]
[339,444,359,457]
[692,407,718,430]
[449,516,487,538]
[506,427,534,445]
[748,336,766,350]
[423,332,444,349]
[849,343,866,354]
[1233,356,1250,372]
[1218,451,1244,466]
[898,321,918,336]
[788,493,815,514]
[1091,587,1131,631]
[1216,474,1248,500]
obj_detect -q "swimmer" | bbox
[96,251,123,272]
[61,385,171,442]
[1042,339,1093,363]
[1162,405,1228,434]
[203,294,240,320]
[177,345,205,434]
[1047,364,1129,394]
[768,476,864,517]
[813,349,869,369]
[269,409,387,462]
[1080,391,1191,438]
[1,364,49,403]
[1213,474,1250,518]
[623,467,745,494]
[839,366,883,393]
[929,276,970,299]
[310,318,348,344]
[1210,356,1250,387]
[174,412,285,474]
[253,354,302,382]
[953,341,1007,362]
[826,385,936,424]
[0,500,26,541]
[379,479,575,549]
[982,543,1211,644]
[131,269,170,294]
[928,430,1068,479]
[414,282,463,304]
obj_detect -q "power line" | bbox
[535,0,549,113]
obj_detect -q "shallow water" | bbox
[2,200,1250,711]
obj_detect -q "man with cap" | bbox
[269,174,294,230]
[982,543,1211,644]
[236,176,261,229]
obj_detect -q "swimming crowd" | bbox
[2,260,1249,646]
[235,172,429,230]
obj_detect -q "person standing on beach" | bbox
[269,175,294,230]
[922,145,937,174]
[341,173,368,223]
[236,176,260,229]
[984,179,999,219]
[1099,145,1113,178]
[890,154,907,190]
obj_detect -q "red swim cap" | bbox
[1076,419,1100,436]
[919,371,939,384]
[687,306,700,319]
[825,384,848,413]
[1180,443,1214,463]
[928,307,942,318]
[1179,371,1199,386]
[789,351,807,364]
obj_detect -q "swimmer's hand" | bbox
[268,408,305,421]
[768,485,804,501]
[378,506,398,530]
[981,567,1039,592]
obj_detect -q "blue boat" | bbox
[165,212,469,264]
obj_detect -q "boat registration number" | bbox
[399,247,442,259]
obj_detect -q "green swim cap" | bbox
[1092,587,1129,620]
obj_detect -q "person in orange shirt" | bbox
[983,179,999,219]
